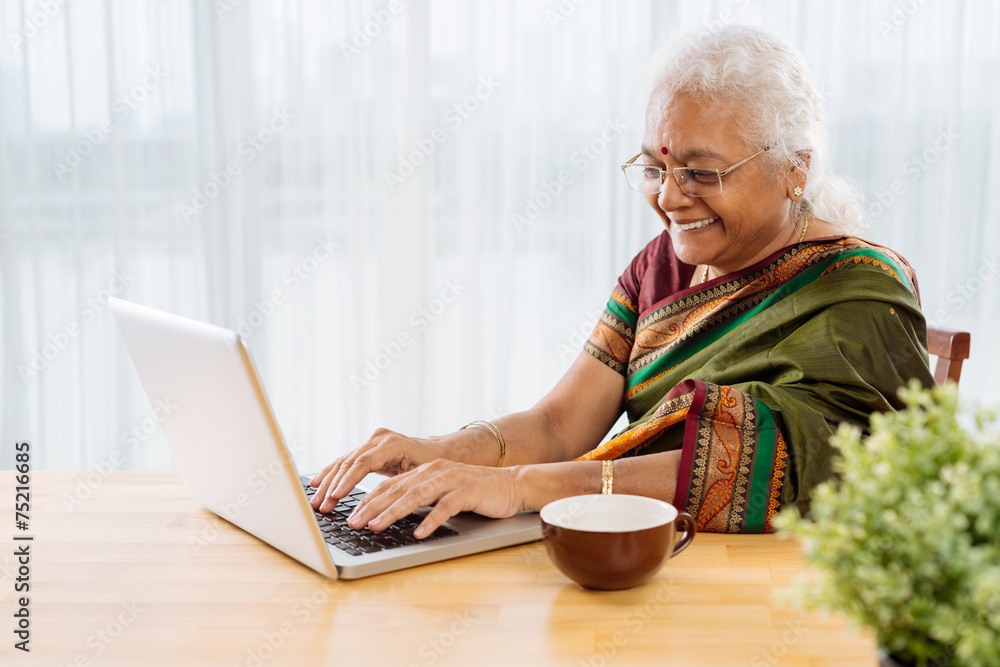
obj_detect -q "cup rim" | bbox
[540,493,679,533]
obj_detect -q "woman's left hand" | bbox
[347,460,525,539]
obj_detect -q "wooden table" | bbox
[0,472,877,666]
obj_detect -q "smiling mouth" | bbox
[673,217,719,231]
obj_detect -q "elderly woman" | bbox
[310,25,934,536]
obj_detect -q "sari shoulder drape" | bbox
[580,236,934,534]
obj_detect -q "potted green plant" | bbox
[775,381,1000,667]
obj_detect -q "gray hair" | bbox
[644,24,867,234]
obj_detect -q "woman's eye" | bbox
[688,170,718,183]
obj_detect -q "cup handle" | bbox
[671,511,696,557]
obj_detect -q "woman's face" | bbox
[642,86,797,273]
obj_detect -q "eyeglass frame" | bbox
[620,146,771,197]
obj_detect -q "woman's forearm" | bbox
[431,405,581,467]
[514,449,683,511]
[431,353,627,468]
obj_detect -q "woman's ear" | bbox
[786,150,812,199]
[795,149,812,176]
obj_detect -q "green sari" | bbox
[578,236,935,533]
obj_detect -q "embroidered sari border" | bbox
[744,400,777,534]
[764,429,789,533]
[818,248,909,289]
[672,383,787,534]
[626,245,913,390]
[584,294,638,374]
[573,387,695,462]
[635,237,909,326]
[575,378,788,534]
[607,291,638,325]
[671,379,704,511]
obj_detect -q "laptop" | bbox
[109,298,542,579]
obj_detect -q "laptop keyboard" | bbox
[301,478,457,556]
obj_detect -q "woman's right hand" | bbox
[309,428,447,513]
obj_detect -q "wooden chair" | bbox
[926,327,971,386]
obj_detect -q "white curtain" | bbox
[2,0,998,472]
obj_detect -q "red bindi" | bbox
[661,147,668,155]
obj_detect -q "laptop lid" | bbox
[110,298,338,579]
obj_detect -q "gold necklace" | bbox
[701,216,810,284]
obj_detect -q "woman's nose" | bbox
[656,174,694,212]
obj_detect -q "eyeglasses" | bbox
[620,146,770,197]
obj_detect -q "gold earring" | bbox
[793,186,803,197]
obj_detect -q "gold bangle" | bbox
[601,460,614,494]
[460,420,506,467]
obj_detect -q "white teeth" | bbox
[674,217,718,231]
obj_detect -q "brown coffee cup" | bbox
[539,494,696,590]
